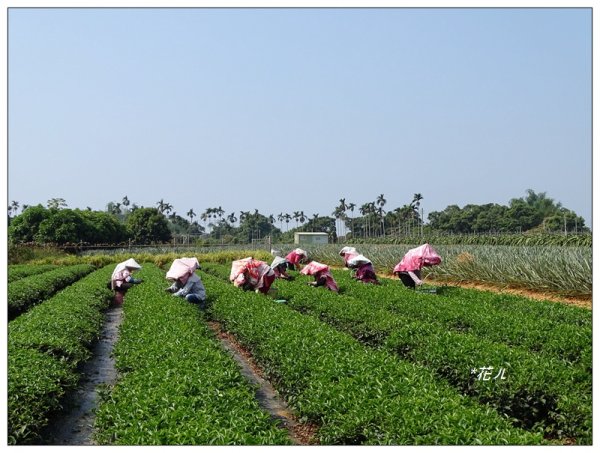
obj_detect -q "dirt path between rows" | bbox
[432,279,593,310]
[41,305,123,445]
[40,304,317,446]
[371,270,592,310]
[207,321,319,445]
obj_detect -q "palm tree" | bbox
[122,195,130,207]
[337,199,348,237]
[187,209,196,224]
[47,198,67,210]
[293,211,301,228]
[298,211,306,230]
[284,213,292,231]
[332,206,344,238]
[156,199,167,213]
[376,194,387,236]
[201,209,211,231]
[8,201,19,217]
[412,193,423,209]
[308,213,318,231]
[111,202,122,216]
[395,204,413,235]
[359,203,369,238]
[228,212,238,226]
[411,193,424,233]
[347,202,356,236]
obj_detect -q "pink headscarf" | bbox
[285,248,307,265]
[339,246,359,266]
[230,258,274,290]
[166,257,200,284]
[393,244,442,273]
[301,261,339,292]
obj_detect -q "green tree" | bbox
[126,207,172,244]
[543,208,586,233]
[36,209,89,244]
[80,210,129,243]
[507,199,543,231]
[8,205,51,243]
[236,210,280,243]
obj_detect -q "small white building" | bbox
[294,232,329,245]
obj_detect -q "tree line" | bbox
[6,190,588,246]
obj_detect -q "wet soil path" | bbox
[208,321,318,445]
[42,305,123,445]
[41,306,315,445]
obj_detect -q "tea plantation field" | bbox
[7,261,592,445]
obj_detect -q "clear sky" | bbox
[5,3,593,228]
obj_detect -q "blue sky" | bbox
[6,5,593,227]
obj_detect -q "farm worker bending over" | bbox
[339,246,359,266]
[393,243,442,288]
[230,257,276,294]
[285,248,308,271]
[110,258,143,305]
[347,253,379,285]
[271,256,292,280]
[301,261,339,292]
[340,246,379,284]
[165,257,207,308]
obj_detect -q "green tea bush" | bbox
[266,270,591,444]
[8,264,59,283]
[8,265,114,444]
[8,264,96,320]
[93,264,291,446]
[202,271,544,445]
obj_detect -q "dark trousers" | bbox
[398,270,421,288]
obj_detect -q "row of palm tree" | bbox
[333,193,424,238]
[8,193,425,239]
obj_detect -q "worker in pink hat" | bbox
[285,248,309,271]
[347,254,379,285]
[301,261,339,292]
[230,257,276,294]
[165,257,207,308]
[393,243,442,288]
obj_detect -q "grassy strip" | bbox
[8,264,96,320]
[93,264,291,446]
[7,265,114,444]
[8,264,59,283]
[330,269,592,368]
[201,271,544,445]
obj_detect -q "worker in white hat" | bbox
[110,258,143,305]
